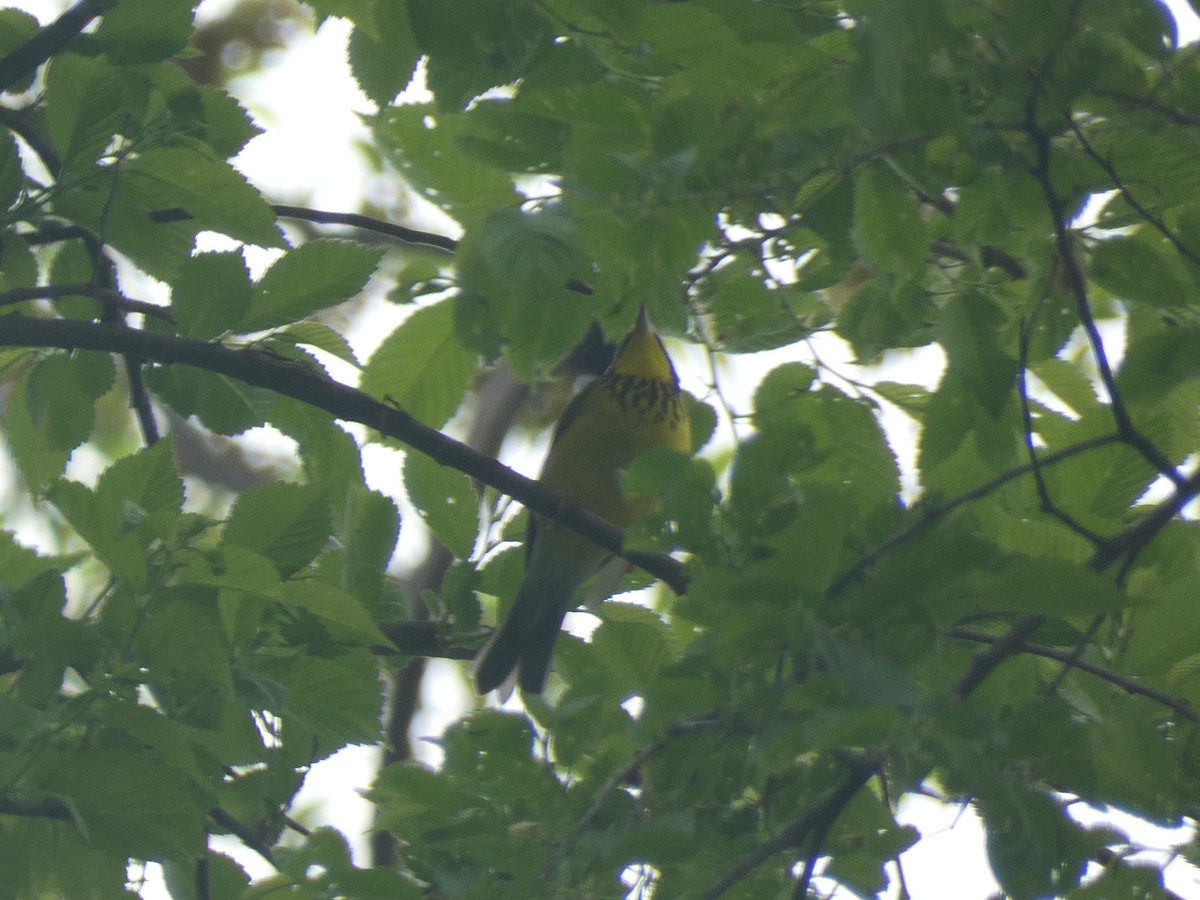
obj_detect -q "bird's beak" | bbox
[635,304,652,335]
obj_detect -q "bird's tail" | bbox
[472,544,588,695]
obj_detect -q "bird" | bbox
[473,305,692,695]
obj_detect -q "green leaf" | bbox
[240,240,383,333]
[854,165,929,276]
[456,206,593,375]
[243,650,383,745]
[817,634,927,709]
[224,483,332,578]
[347,0,420,105]
[93,0,195,63]
[404,450,478,559]
[371,103,520,224]
[275,579,391,647]
[43,54,131,174]
[408,0,554,110]
[947,558,1130,616]
[46,479,147,588]
[55,146,284,279]
[31,748,208,862]
[1089,232,1191,310]
[359,299,476,427]
[274,321,360,367]
[936,293,1017,418]
[145,365,274,435]
[0,8,39,92]
[0,130,22,213]
[170,251,252,338]
[24,351,115,453]
[96,438,184,518]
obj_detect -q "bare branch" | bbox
[950,626,1199,722]
[0,284,173,322]
[1067,116,1200,271]
[0,314,688,594]
[272,205,458,255]
[829,433,1120,596]
[0,0,109,94]
[208,807,277,868]
[1025,90,1182,486]
[703,759,876,899]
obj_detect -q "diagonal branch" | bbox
[949,626,1199,722]
[0,0,111,94]
[703,759,876,899]
[0,313,688,594]
[273,205,458,255]
[828,432,1120,597]
[1067,116,1200,271]
[1025,93,1182,487]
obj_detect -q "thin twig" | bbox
[1068,116,1200,271]
[1016,308,1103,545]
[272,204,458,254]
[952,614,1045,700]
[208,807,277,868]
[829,433,1121,596]
[1025,90,1182,487]
[949,626,1199,722]
[0,284,173,322]
[1046,612,1105,694]
[539,739,667,882]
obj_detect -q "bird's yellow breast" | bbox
[534,356,691,560]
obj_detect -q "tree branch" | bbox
[0,0,111,94]
[1025,91,1182,487]
[272,205,458,255]
[208,807,277,868]
[949,626,1199,722]
[703,759,876,899]
[0,314,688,594]
[1067,116,1200,271]
[0,284,173,323]
[829,433,1120,597]
[0,795,73,821]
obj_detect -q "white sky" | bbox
[7,0,1200,897]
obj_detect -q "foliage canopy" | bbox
[2,0,1200,897]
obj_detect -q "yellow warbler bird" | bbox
[473,306,692,695]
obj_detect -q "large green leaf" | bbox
[359,299,476,427]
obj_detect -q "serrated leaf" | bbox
[854,165,929,276]
[403,451,479,559]
[54,146,284,279]
[347,0,420,105]
[46,479,147,588]
[275,321,360,367]
[24,351,115,453]
[243,650,383,745]
[224,483,332,578]
[43,54,129,174]
[359,299,476,427]
[170,251,252,339]
[456,206,593,375]
[144,365,273,435]
[950,558,1129,616]
[32,748,208,862]
[96,438,184,518]
[240,240,383,333]
[818,634,926,708]
[275,580,391,647]
[92,0,194,63]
